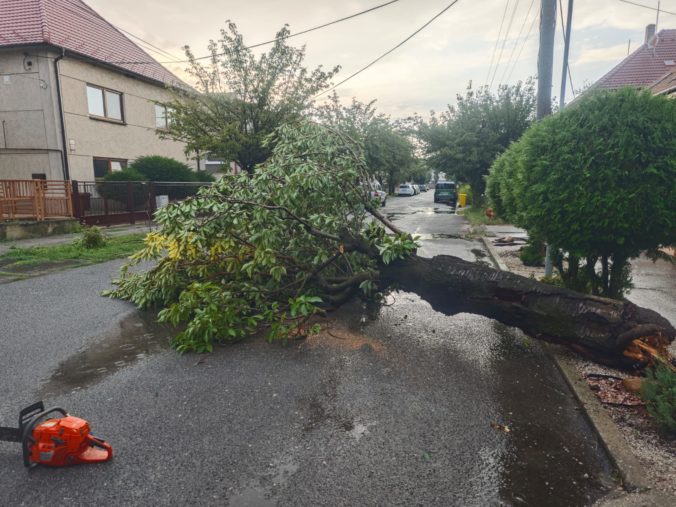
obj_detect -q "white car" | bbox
[397,184,415,196]
[368,181,387,206]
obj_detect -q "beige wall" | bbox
[59,58,194,181]
[0,48,65,179]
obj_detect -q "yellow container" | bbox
[458,193,467,207]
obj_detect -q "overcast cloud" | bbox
[87,0,674,117]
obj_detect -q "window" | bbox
[86,85,124,122]
[93,158,127,179]
[155,104,172,129]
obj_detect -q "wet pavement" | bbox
[0,193,615,506]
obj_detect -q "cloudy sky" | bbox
[87,0,674,118]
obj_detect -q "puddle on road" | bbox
[229,457,299,507]
[38,312,173,398]
[387,207,456,219]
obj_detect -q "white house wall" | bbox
[0,48,65,179]
[59,58,194,181]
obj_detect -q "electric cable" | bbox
[102,0,404,65]
[314,0,462,98]
[499,0,536,84]
[504,8,539,83]
[485,0,512,87]
[490,0,521,89]
[618,0,676,16]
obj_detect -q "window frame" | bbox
[93,157,128,179]
[154,104,172,130]
[86,84,125,123]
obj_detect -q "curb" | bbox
[481,236,509,272]
[482,235,651,493]
[546,346,651,492]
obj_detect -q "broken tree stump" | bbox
[380,254,675,368]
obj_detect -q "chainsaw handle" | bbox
[21,407,68,468]
[87,435,114,460]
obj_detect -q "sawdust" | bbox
[302,318,386,356]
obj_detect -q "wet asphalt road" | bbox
[0,193,614,506]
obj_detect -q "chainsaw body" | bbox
[0,402,112,468]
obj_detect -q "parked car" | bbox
[397,183,415,196]
[368,181,387,206]
[419,184,428,192]
[434,180,457,207]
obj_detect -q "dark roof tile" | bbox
[0,0,183,86]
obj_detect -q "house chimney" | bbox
[645,24,656,45]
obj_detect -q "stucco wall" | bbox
[59,58,194,181]
[0,48,65,179]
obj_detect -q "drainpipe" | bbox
[54,48,70,180]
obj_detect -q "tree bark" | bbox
[379,254,675,368]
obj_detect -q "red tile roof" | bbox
[0,0,183,86]
[650,67,676,95]
[594,29,676,90]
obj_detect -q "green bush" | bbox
[642,362,676,435]
[486,88,676,298]
[97,168,148,208]
[79,226,106,249]
[129,155,214,199]
[129,155,196,182]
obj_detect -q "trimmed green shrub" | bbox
[98,168,148,208]
[486,88,676,298]
[129,155,214,199]
[129,155,195,182]
[642,362,676,435]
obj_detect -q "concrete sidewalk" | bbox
[0,223,154,255]
[484,224,676,327]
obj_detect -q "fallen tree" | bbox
[379,253,674,368]
[107,122,674,367]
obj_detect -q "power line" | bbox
[314,0,462,98]
[485,0,512,87]
[499,0,536,84]
[505,8,539,82]
[105,0,404,65]
[59,1,183,62]
[490,0,522,89]
[618,0,676,16]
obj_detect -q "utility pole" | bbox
[559,0,574,110]
[538,0,557,277]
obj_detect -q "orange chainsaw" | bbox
[0,401,113,468]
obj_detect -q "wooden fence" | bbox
[0,180,73,221]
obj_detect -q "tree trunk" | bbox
[379,254,675,368]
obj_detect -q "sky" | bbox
[86,0,675,118]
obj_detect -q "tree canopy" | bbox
[108,121,416,352]
[418,80,536,196]
[161,22,340,173]
[486,87,676,298]
[314,94,417,192]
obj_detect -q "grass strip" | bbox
[0,233,145,267]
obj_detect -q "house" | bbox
[0,0,194,182]
[591,24,676,95]
[649,66,676,97]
